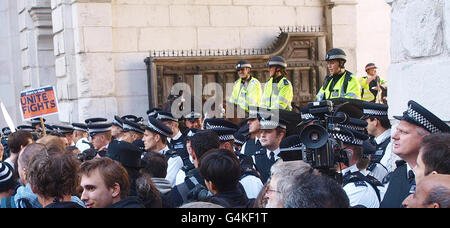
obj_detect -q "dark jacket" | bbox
[107,196,145,208]
[166,168,205,208]
[380,164,412,208]
[45,201,84,208]
[208,186,253,208]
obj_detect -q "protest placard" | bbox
[19,85,59,121]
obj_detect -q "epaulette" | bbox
[283,78,290,86]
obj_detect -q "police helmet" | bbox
[325,48,347,63]
[267,56,288,68]
[236,60,252,71]
[365,63,377,72]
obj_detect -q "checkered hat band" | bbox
[219,134,234,142]
[157,114,177,122]
[73,127,88,132]
[261,121,286,129]
[186,113,201,119]
[336,124,366,132]
[123,123,144,134]
[234,139,245,145]
[301,113,314,120]
[112,119,123,128]
[407,107,440,133]
[363,109,388,116]
[332,132,363,146]
[147,121,168,137]
[88,127,112,134]
[204,123,223,130]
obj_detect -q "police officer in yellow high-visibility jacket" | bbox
[261,56,293,111]
[229,60,262,111]
[359,63,387,102]
[316,48,361,101]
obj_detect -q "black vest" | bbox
[253,148,276,184]
[372,137,390,163]
[168,134,189,160]
[380,164,412,208]
[238,153,261,180]
[244,139,262,156]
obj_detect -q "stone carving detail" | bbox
[391,0,444,62]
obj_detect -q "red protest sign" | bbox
[20,86,59,121]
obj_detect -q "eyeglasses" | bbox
[266,188,280,194]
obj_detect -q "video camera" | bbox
[76,141,97,162]
[299,100,367,178]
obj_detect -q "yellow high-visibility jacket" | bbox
[261,76,293,111]
[359,76,387,102]
[229,76,262,111]
[316,70,361,101]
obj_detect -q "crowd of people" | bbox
[0,48,448,208]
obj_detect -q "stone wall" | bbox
[67,0,327,121]
[0,0,392,126]
[387,0,450,121]
[0,0,21,128]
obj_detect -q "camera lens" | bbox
[311,132,319,141]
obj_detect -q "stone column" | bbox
[52,0,116,122]
[387,0,449,121]
[19,0,55,91]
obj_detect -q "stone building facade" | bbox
[0,0,401,127]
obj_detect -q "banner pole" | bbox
[40,117,46,136]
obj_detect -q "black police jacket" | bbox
[380,163,412,208]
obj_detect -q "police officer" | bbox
[332,126,383,208]
[229,60,262,111]
[316,48,361,101]
[380,100,450,208]
[72,123,90,153]
[261,56,293,110]
[359,63,387,103]
[121,118,146,151]
[361,102,390,183]
[85,117,112,157]
[142,117,182,187]
[252,116,288,183]
[166,130,220,208]
[155,111,190,163]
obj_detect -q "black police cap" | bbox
[394,100,450,133]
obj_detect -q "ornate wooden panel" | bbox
[145,26,327,112]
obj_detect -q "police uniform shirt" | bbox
[174,154,195,186]
[252,147,280,183]
[342,165,380,208]
[158,145,183,187]
[367,129,390,183]
[251,147,280,164]
[75,137,91,153]
[367,163,389,184]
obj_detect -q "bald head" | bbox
[402,174,450,208]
